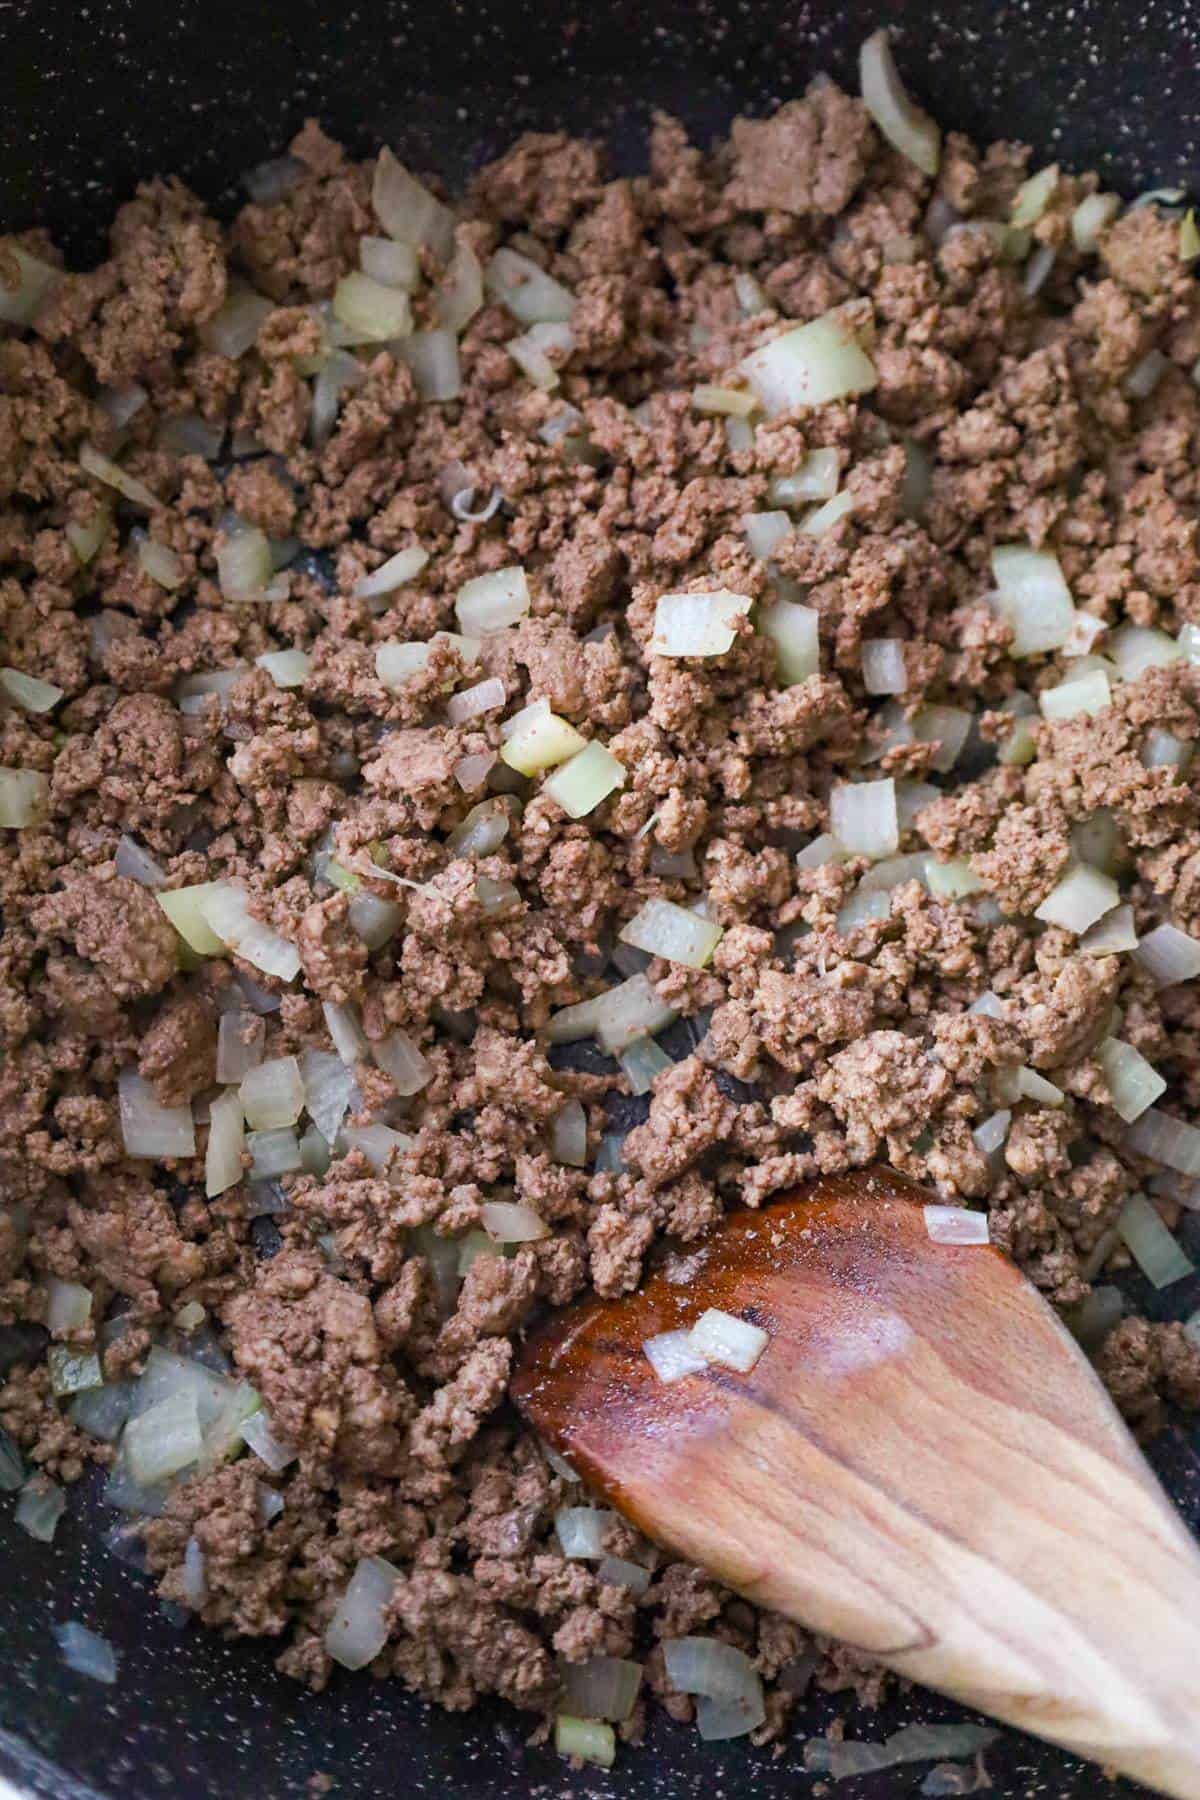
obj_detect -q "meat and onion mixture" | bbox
[6,30,1200,1772]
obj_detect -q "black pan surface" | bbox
[4,2,1200,1795]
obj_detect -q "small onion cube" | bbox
[972,1110,1011,1155]
[79,442,159,511]
[1080,904,1138,957]
[742,510,792,559]
[256,649,311,689]
[205,1090,245,1198]
[0,667,64,712]
[1117,1193,1195,1288]
[1108,624,1181,683]
[1098,1038,1166,1123]
[857,852,930,894]
[760,597,820,685]
[47,1347,103,1398]
[687,1308,768,1373]
[593,976,678,1055]
[619,1037,673,1095]
[650,588,753,659]
[0,244,59,325]
[15,1474,66,1543]
[239,1055,305,1130]
[124,1391,203,1485]
[456,564,530,636]
[0,767,49,829]
[353,544,429,600]
[485,247,574,325]
[1017,1066,1065,1107]
[695,1692,767,1741]
[1040,670,1112,720]
[332,271,411,341]
[447,676,506,726]
[554,1506,613,1559]
[374,1028,432,1097]
[46,1277,93,1333]
[663,1637,762,1705]
[831,777,899,859]
[114,834,166,888]
[597,1555,651,1596]
[737,312,877,418]
[924,1206,990,1246]
[216,522,274,601]
[991,544,1076,657]
[795,832,848,871]
[119,1070,196,1159]
[644,1329,709,1384]
[199,883,300,983]
[340,1123,412,1175]
[543,741,626,818]
[216,1012,266,1085]
[247,1127,303,1180]
[1135,922,1200,987]
[1127,1107,1200,1176]
[55,1622,118,1685]
[800,488,855,536]
[554,1717,615,1770]
[480,1200,550,1242]
[434,238,484,331]
[552,1098,588,1167]
[560,1656,643,1723]
[620,898,723,970]
[322,1000,368,1066]
[861,640,907,695]
[1034,864,1119,935]
[1011,163,1060,228]
[500,711,586,776]
[1073,191,1121,252]
[241,1408,296,1473]
[325,1556,401,1670]
[393,328,463,402]
[348,892,402,950]
[859,29,940,175]
[376,642,431,689]
[768,449,840,506]
[693,384,757,418]
[373,148,455,257]
[359,234,419,289]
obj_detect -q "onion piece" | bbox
[664,1637,762,1707]
[1040,670,1112,720]
[340,1123,412,1175]
[205,1090,245,1198]
[481,1200,549,1242]
[1033,863,1119,935]
[326,1555,401,1670]
[644,1329,709,1384]
[972,1110,1011,1155]
[831,777,899,860]
[372,147,454,258]
[299,1048,358,1144]
[1073,192,1121,252]
[1011,164,1060,228]
[216,520,274,602]
[688,1308,768,1372]
[1097,1038,1166,1123]
[1016,1065,1064,1107]
[241,1407,296,1473]
[1080,904,1137,957]
[913,704,972,773]
[924,857,983,900]
[358,234,419,289]
[737,311,877,418]
[199,289,273,357]
[247,1127,302,1180]
[446,676,505,728]
[348,891,402,950]
[501,710,586,776]
[859,30,941,175]
[254,648,311,691]
[542,742,627,822]
[119,1069,196,1159]
[1126,1107,1200,1176]
[760,597,820,685]
[587,967,676,1052]
[554,1717,615,1770]
[156,883,228,956]
[552,1098,588,1167]
[0,666,64,712]
[801,488,855,536]
[375,641,431,690]
[67,504,111,565]
[485,247,574,324]
[597,1555,651,1595]
[392,328,463,402]
[924,1206,990,1246]
[650,589,752,658]
[1141,728,1192,770]
[239,1056,304,1131]
[48,1347,102,1398]
[446,796,511,858]
[861,640,907,695]
[78,441,159,511]
[796,832,849,872]
[620,898,723,970]
[857,852,929,895]
[374,1028,432,1097]
[0,1428,25,1492]
[322,1000,368,1066]
[742,511,792,559]
[46,1277,92,1333]
[693,385,757,418]
[696,1692,767,1741]
[16,1474,66,1543]
[1117,1193,1195,1288]
[507,322,574,390]
[1136,922,1200,986]
[456,564,530,635]
[0,244,59,325]
[112,834,167,889]
[135,535,184,591]
[434,237,484,331]
[560,1656,643,1723]
[555,1506,614,1559]
[768,449,840,506]
[125,1391,203,1485]
[1108,624,1181,683]
[199,883,300,983]
[991,544,1076,656]
[332,271,412,341]
[619,1037,673,1095]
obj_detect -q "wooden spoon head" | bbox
[513,1169,1200,1800]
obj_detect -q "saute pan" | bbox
[3,2,1200,1795]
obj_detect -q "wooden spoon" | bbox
[511,1167,1200,1799]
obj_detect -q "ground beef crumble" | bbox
[5,51,1200,1770]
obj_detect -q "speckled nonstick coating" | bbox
[3,2,1200,1796]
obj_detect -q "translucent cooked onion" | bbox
[664,1637,762,1707]
[322,1000,368,1066]
[155,883,229,956]
[913,704,971,772]
[1108,624,1181,683]
[216,521,275,601]
[554,1716,615,1770]
[924,857,983,900]
[176,669,247,715]
[620,897,723,970]
[69,1382,133,1443]
[241,1407,296,1473]
[1098,1037,1166,1123]
[742,510,792,559]
[760,597,820,685]
[831,777,899,860]
[333,271,412,341]
[0,666,64,712]
[79,441,159,511]
[454,751,496,791]
[1072,191,1121,253]
[1135,922,1200,985]
[924,1206,990,1246]
[859,29,941,175]
[688,1308,768,1372]
[737,311,877,417]
[114,834,166,888]
[1141,728,1192,770]
[597,1555,651,1595]
[1117,1192,1195,1288]
[1011,163,1060,229]
[247,1127,302,1180]
[119,1070,196,1159]
[326,1555,401,1670]
[156,413,224,459]
[485,246,575,324]
[299,1127,332,1177]
[1080,903,1137,956]
[480,1200,550,1242]
[1033,863,1119,935]
[199,882,300,982]
[554,1506,614,1559]
[1017,1065,1064,1107]
[132,1347,235,1427]
[359,234,419,289]
[0,244,59,325]
[1126,1107,1200,1176]
[451,485,502,523]
[768,449,840,507]
[311,348,367,446]
[800,488,855,536]
[434,237,484,331]
[1126,348,1169,399]
[199,289,273,358]
[551,1098,588,1167]
[456,564,530,635]
[795,832,850,872]
[507,322,574,390]
[560,1656,643,1723]
[239,1055,304,1131]
[544,741,627,819]
[501,710,586,776]
[340,1123,412,1174]
[300,1048,358,1143]
[991,544,1076,656]
[67,503,112,565]
[693,384,757,418]
[393,328,463,402]
[972,1109,1011,1155]
[16,1474,66,1543]
[46,1277,92,1333]
[447,676,506,726]
[347,891,402,950]
[650,588,752,658]
[373,148,455,258]
[374,1028,432,1096]
[619,1037,673,1095]
[1040,669,1112,720]
[181,1536,207,1609]
[446,797,511,858]
[643,1329,709,1383]
[375,641,431,689]
[205,1090,245,1198]
[353,545,429,600]
[256,649,311,689]
[861,640,907,695]
[857,852,929,895]
[125,1391,203,1485]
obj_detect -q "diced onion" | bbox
[205,1090,245,1198]
[67,505,111,565]
[125,1391,203,1484]
[1033,863,1119,935]
[560,1656,643,1723]
[111,834,166,889]
[454,752,496,791]
[1011,164,1060,228]
[1080,904,1138,957]
[359,235,419,289]
[768,450,840,506]
[861,640,907,695]
[215,1011,265,1086]
[373,147,454,257]
[434,238,484,331]
[481,1200,549,1242]
[176,669,248,715]
[696,1692,767,1741]
[53,1620,118,1685]
[340,1123,412,1175]
[924,857,983,900]
[619,1037,674,1095]
[1097,1037,1166,1123]
[555,1717,615,1770]
[375,642,431,689]
[693,385,757,418]
[552,1098,588,1166]
[46,1278,92,1334]
[913,704,971,773]
[737,311,877,418]
[156,883,227,956]
[836,889,892,933]
[597,1555,651,1595]
[446,676,506,727]
[620,898,723,970]
[1040,670,1111,720]
[79,441,159,511]
[643,1329,709,1384]
[1108,624,1181,683]
[119,1069,196,1159]
[393,329,463,402]
[972,1110,1011,1155]
[15,1475,66,1543]
[650,589,752,658]
[857,852,929,894]
[322,1000,368,1066]
[374,1028,432,1096]
[199,883,300,982]
[247,1127,303,1180]
[1141,728,1191,770]
[348,891,402,950]
[687,1308,768,1373]
[507,322,574,390]
[300,1048,358,1144]
[1117,1192,1195,1288]
[354,545,430,601]
[333,271,412,341]
[759,598,820,685]
[446,797,511,859]
[98,381,148,429]
[663,1637,762,1707]
[1136,922,1200,986]
[924,1206,990,1246]
[859,29,941,176]
[239,1056,305,1130]
[0,667,64,713]
[801,488,855,536]
[456,564,530,636]
[501,711,586,776]
[1072,192,1120,252]
[831,778,899,860]
[256,649,310,689]
[742,511,792,559]
[241,1407,296,1473]
[325,1555,401,1670]
[199,289,273,358]
[1017,1065,1064,1107]
[485,247,574,324]
[1126,1107,1200,1176]
[216,521,274,601]
[311,349,367,446]
[555,1507,614,1559]
[0,244,59,325]
[795,832,850,871]
[991,545,1076,657]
